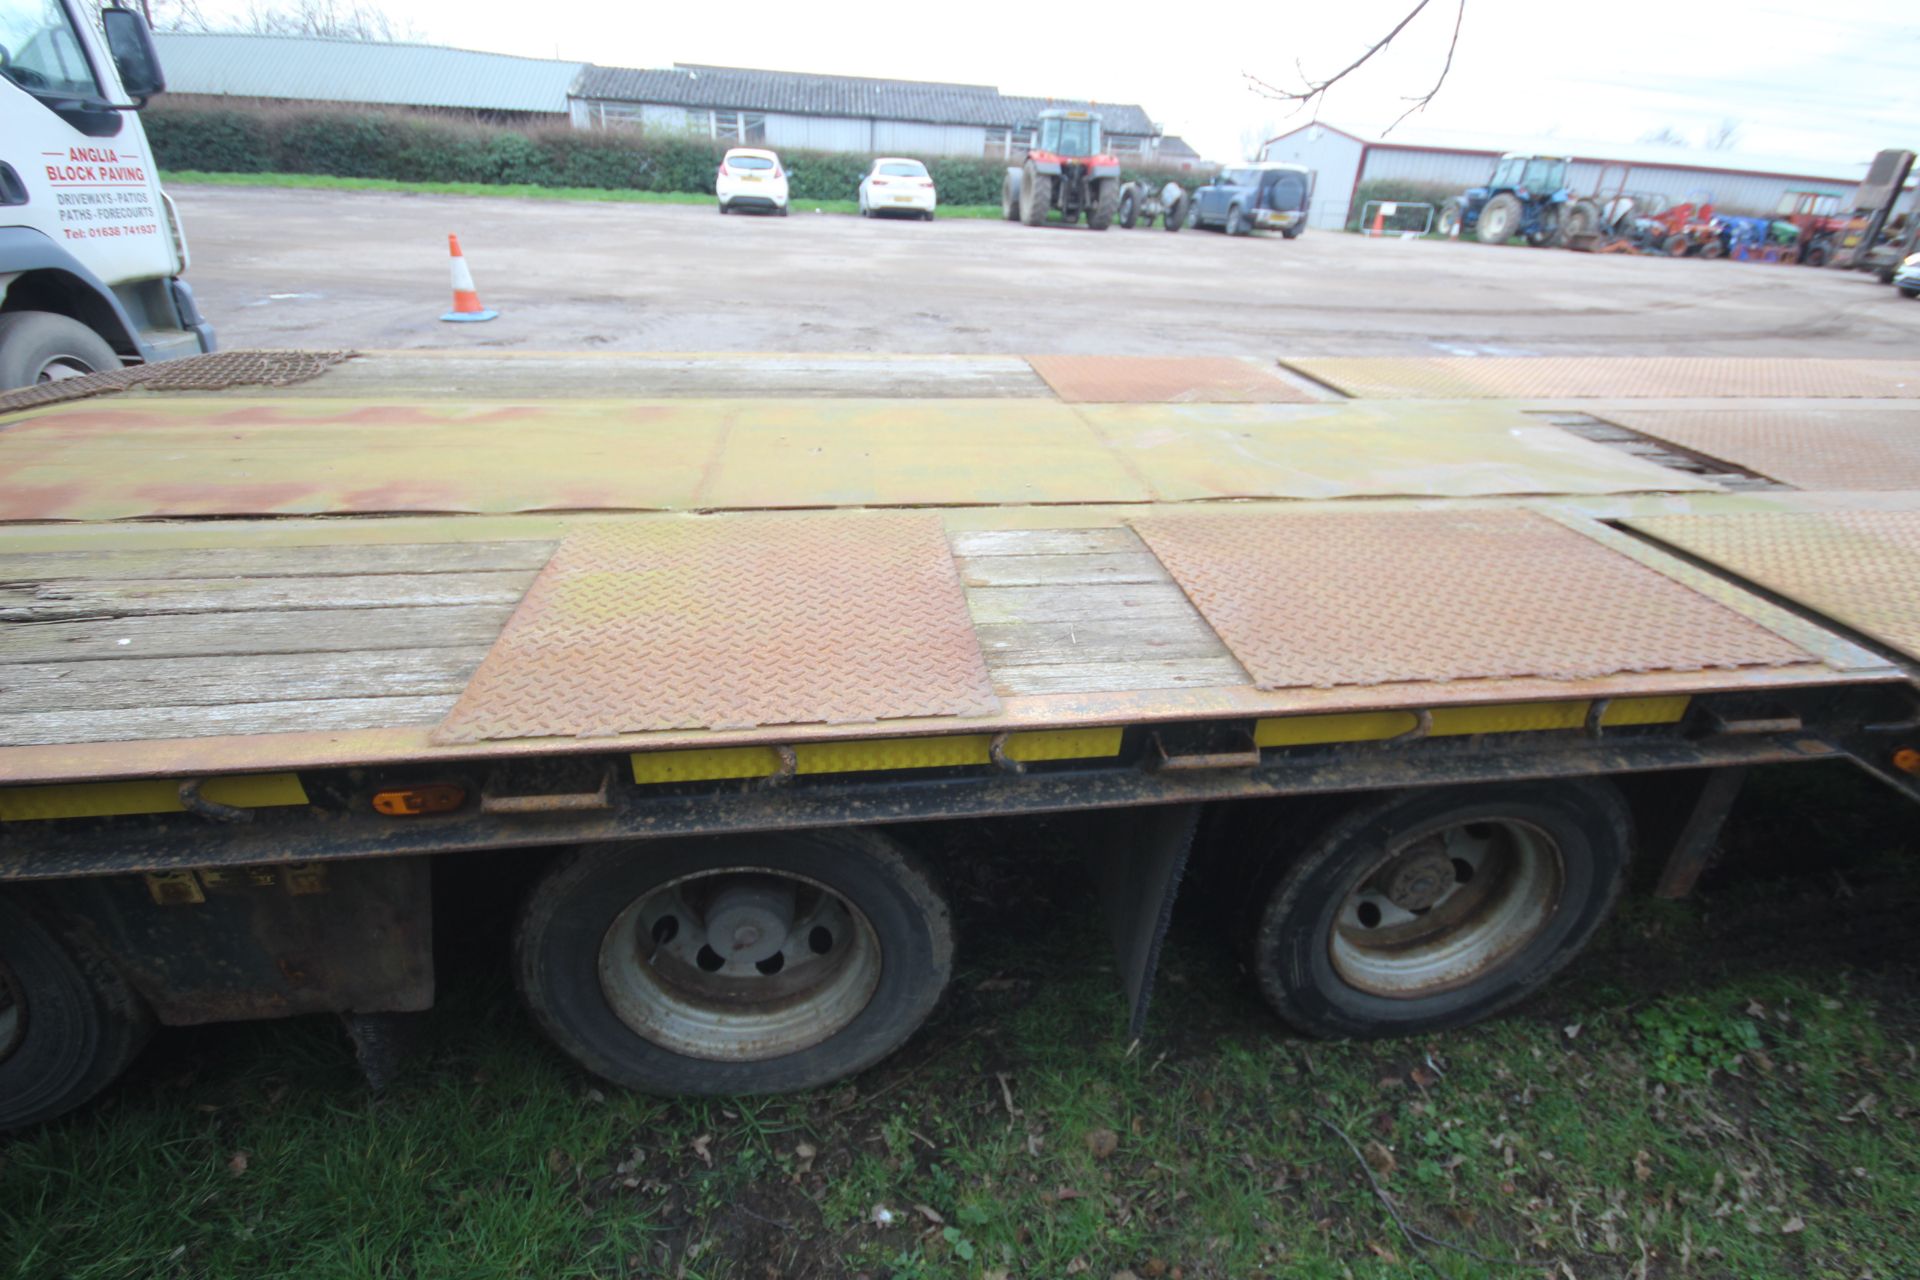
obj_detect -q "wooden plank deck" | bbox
[0,525,1254,748]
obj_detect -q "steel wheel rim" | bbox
[1329,818,1565,998]
[35,356,98,384]
[0,959,24,1064]
[598,867,882,1061]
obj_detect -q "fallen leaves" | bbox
[226,1150,250,1177]
[690,1134,713,1167]
[1363,1139,1397,1179]
[1086,1128,1119,1160]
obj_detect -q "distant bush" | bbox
[144,102,1203,206]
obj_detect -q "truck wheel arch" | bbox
[0,228,143,358]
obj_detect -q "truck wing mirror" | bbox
[102,7,165,104]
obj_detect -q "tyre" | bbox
[922,210,934,221]
[1476,193,1523,244]
[0,895,153,1130]
[1901,286,1920,299]
[1087,178,1119,230]
[1802,243,1828,267]
[717,201,728,215]
[859,196,870,218]
[1437,199,1464,236]
[1165,192,1188,231]
[1562,200,1600,241]
[777,205,789,218]
[1701,239,1726,259]
[1020,163,1052,227]
[0,312,122,391]
[1244,780,1631,1040]
[1225,203,1248,236]
[1663,232,1691,257]
[1281,222,1304,240]
[516,831,954,1095]
[1117,185,1138,230]
[1001,169,1021,222]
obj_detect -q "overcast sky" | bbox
[187,0,1919,169]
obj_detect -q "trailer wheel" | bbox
[0,312,122,390]
[0,896,153,1131]
[1245,781,1631,1040]
[1002,168,1022,221]
[1165,193,1188,231]
[516,831,953,1095]
[1117,185,1138,230]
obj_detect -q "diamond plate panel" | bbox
[1026,356,1318,404]
[1282,358,1920,401]
[1130,509,1812,690]
[1626,509,1920,661]
[0,350,351,416]
[1599,409,1920,490]
[433,512,999,743]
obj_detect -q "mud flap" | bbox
[1091,804,1202,1038]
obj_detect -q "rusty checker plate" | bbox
[1026,356,1318,404]
[1626,508,1920,662]
[1282,358,1920,401]
[1598,409,1920,491]
[432,512,999,743]
[1130,509,1812,689]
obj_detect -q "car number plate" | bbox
[893,195,914,202]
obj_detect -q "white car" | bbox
[858,157,937,220]
[716,148,789,216]
[1896,252,1920,299]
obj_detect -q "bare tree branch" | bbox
[1386,0,1465,133]
[1243,0,1445,118]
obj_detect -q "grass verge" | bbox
[5,766,1918,1279]
[159,171,1007,219]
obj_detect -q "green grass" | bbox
[7,772,1920,1278]
[159,170,1008,219]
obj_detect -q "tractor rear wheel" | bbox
[1476,193,1522,244]
[1117,184,1138,230]
[1562,200,1600,241]
[1088,178,1120,231]
[1020,164,1052,226]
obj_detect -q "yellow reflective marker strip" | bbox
[0,773,309,822]
[1257,696,1690,747]
[630,728,1125,785]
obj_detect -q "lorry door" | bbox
[1,0,180,292]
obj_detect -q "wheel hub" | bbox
[703,879,795,966]
[1379,840,1457,911]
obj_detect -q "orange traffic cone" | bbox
[440,234,497,323]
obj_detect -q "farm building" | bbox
[150,33,586,119]
[150,34,1173,162]
[571,64,1164,161]
[1261,122,1881,232]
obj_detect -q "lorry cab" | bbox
[1192,162,1313,237]
[0,0,213,388]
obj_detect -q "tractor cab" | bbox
[1486,154,1570,200]
[1036,109,1106,161]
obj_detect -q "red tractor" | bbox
[1001,109,1124,230]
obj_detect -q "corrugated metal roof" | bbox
[1267,119,1869,184]
[152,33,584,113]
[579,63,1157,136]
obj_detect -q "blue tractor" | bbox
[1437,154,1574,247]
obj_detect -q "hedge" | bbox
[1346,179,1462,232]
[144,103,1205,206]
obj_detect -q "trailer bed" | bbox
[2,352,1915,794]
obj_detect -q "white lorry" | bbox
[0,0,212,389]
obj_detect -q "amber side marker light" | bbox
[372,785,467,816]
[1892,748,1920,776]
